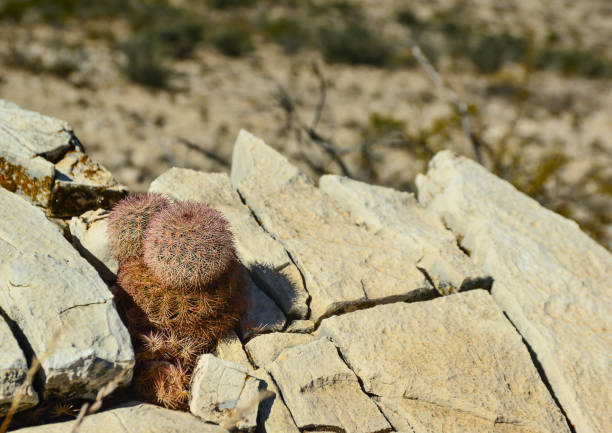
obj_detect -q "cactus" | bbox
[107,192,171,262]
[108,197,246,410]
[142,201,236,290]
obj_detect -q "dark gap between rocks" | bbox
[258,370,301,432]
[501,311,577,433]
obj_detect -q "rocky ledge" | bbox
[0,102,610,433]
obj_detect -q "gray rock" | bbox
[245,332,314,369]
[13,403,220,432]
[252,368,300,433]
[189,354,264,432]
[0,99,127,216]
[285,319,315,333]
[0,188,134,399]
[319,174,490,294]
[267,338,391,433]
[0,316,38,416]
[318,290,571,433]
[416,151,612,433]
[149,168,309,319]
[240,270,286,340]
[230,130,435,322]
[69,208,118,284]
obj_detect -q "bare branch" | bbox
[176,137,230,168]
[409,42,483,164]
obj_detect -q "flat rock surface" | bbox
[267,337,391,433]
[149,168,309,319]
[231,130,435,322]
[0,315,38,415]
[319,174,489,294]
[318,290,571,433]
[245,332,314,369]
[0,188,134,399]
[416,151,612,433]
[0,99,126,215]
[189,354,263,431]
[13,403,220,432]
[252,368,300,433]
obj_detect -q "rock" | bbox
[13,403,220,432]
[0,99,127,216]
[285,319,315,333]
[230,130,435,322]
[240,271,286,340]
[267,337,391,433]
[189,354,264,432]
[69,208,118,284]
[149,168,309,319]
[416,151,612,433]
[245,332,314,369]
[0,316,38,416]
[0,188,134,399]
[318,290,571,433]
[214,330,251,368]
[319,175,490,294]
[252,368,300,433]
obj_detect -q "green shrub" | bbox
[122,34,170,88]
[263,16,308,53]
[208,0,256,9]
[211,18,255,57]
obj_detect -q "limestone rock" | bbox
[268,338,391,433]
[13,403,219,432]
[0,316,38,416]
[230,130,435,322]
[245,332,314,369]
[0,99,126,216]
[416,151,612,433]
[240,271,286,340]
[149,168,309,319]
[69,208,118,284]
[319,174,490,294]
[0,188,134,399]
[318,290,571,433]
[214,330,251,368]
[252,368,300,433]
[189,354,264,432]
[285,319,315,333]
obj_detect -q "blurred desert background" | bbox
[0,0,610,249]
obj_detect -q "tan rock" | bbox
[13,403,219,432]
[230,130,435,322]
[245,332,314,369]
[318,290,571,433]
[417,151,612,433]
[252,368,300,433]
[149,168,309,319]
[267,338,391,433]
[240,270,286,340]
[0,188,134,399]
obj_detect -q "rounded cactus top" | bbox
[107,192,172,262]
[142,201,236,290]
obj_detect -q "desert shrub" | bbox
[262,16,308,53]
[122,34,171,88]
[208,0,256,9]
[211,18,255,57]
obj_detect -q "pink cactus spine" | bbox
[142,201,236,290]
[107,192,171,262]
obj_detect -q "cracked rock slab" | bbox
[230,130,435,322]
[189,354,264,432]
[149,168,309,319]
[319,175,490,295]
[245,332,314,369]
[69,208,118,284]
[13,403,220,432]
[318,290,571,433]
[0,315,38,416]
[416,151,612,433]
[0,99,127,216]
[267,337,391,433]
[0,188,134,399]
[252,368,300,433]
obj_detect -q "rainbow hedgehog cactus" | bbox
[107,192,246,410]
